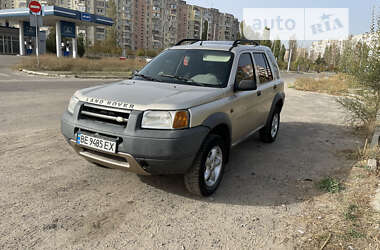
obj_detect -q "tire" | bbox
[184,134,226,196]
[260,107,281,143]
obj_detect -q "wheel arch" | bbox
[201,112,232,163]
[265,92,285,127]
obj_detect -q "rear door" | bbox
[252,52,275,124]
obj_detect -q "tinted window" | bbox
[253,53,273,83]
[235,53,255,84]
[136,49,234,88]
[266,51,280,79]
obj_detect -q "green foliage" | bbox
[260,40,272,47]
[288,40,297,62]
[136,49,145,57]
[46,27,56,54]
[273,40,281,59]
[239,22,247,40]
[201,20,209,40]
[344,204,359,221]
[101,0,120,53]
[279,44,286,62]
[87,41,122,56]
[347,228,365,239]
[318,177,344,193]
[136,49,159,57]
[77,34,85,57]
[337,22,380,131]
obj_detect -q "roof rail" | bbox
[175,39,202,46]
[229,39,259,51]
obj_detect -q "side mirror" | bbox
[131,70,139,79]
[235,79,257,91]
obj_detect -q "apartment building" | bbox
[1,0,240,50]
[308,33,375,61]
[117,0,239,50]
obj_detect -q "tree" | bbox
[46,27,56,54]
[288,39,297,63]
[239,22,247,40]
[77,34,85,57]
[370,5,376,33]
[279,44,286,62]
[105,0,119,48]
[201,20,209,40]
[337,10,380,132]
[272,40,281,59]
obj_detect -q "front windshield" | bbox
[134,49,234,88]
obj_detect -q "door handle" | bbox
[257,91,262,96]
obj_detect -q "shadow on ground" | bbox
[139,122,357,206]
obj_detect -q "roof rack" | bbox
[229,40,259,51]
[175,39,201,46]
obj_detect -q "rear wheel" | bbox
[184,134,226,196]
[260,108,280,143]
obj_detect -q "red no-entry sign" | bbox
[28,1,42,14]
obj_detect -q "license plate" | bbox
[77,133,117,153]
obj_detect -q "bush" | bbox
[318,177,344,193]
[337,29,380,132]
[292,74,351,95]
[86,41,122,57]
[19,55,147,72]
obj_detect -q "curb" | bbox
[74,75,131,79]
[21,69,130,79]
[22,69,67,78]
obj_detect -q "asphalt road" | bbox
[0,56,361,249]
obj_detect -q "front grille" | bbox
[79,103,131,126]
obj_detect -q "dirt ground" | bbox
[0,68,364,249]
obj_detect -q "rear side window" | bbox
[266,51,280,79]
[235,53,255,84]
[253,53,273,83]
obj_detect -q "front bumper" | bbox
[61,109,210,175]
[68,139,150,175]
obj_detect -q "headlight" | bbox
[67,92,80,114]
[141,110,189,129]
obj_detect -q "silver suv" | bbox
[61,39,285,196]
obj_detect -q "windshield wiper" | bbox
[159,74,193,82]
[159,74,209,87]
[134,73,161,82]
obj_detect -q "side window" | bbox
[266,51,280,79]
[235,53,255,84]
[253,53,273,83]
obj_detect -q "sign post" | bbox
[28,1,42,67]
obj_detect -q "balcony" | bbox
[153,25,162,32]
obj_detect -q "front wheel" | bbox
[260,108,281,143]
[184,134,226,196]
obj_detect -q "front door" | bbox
[230,52,263,143]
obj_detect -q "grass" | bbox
[347,228,365,239]
[290,74,351,95]
[317,177,345,193]
[344,204,359,221]
[288,153,380,249]
[18,54,147,73]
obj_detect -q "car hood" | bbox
[77,79,227,111]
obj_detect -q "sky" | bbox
[186,0,379,36]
